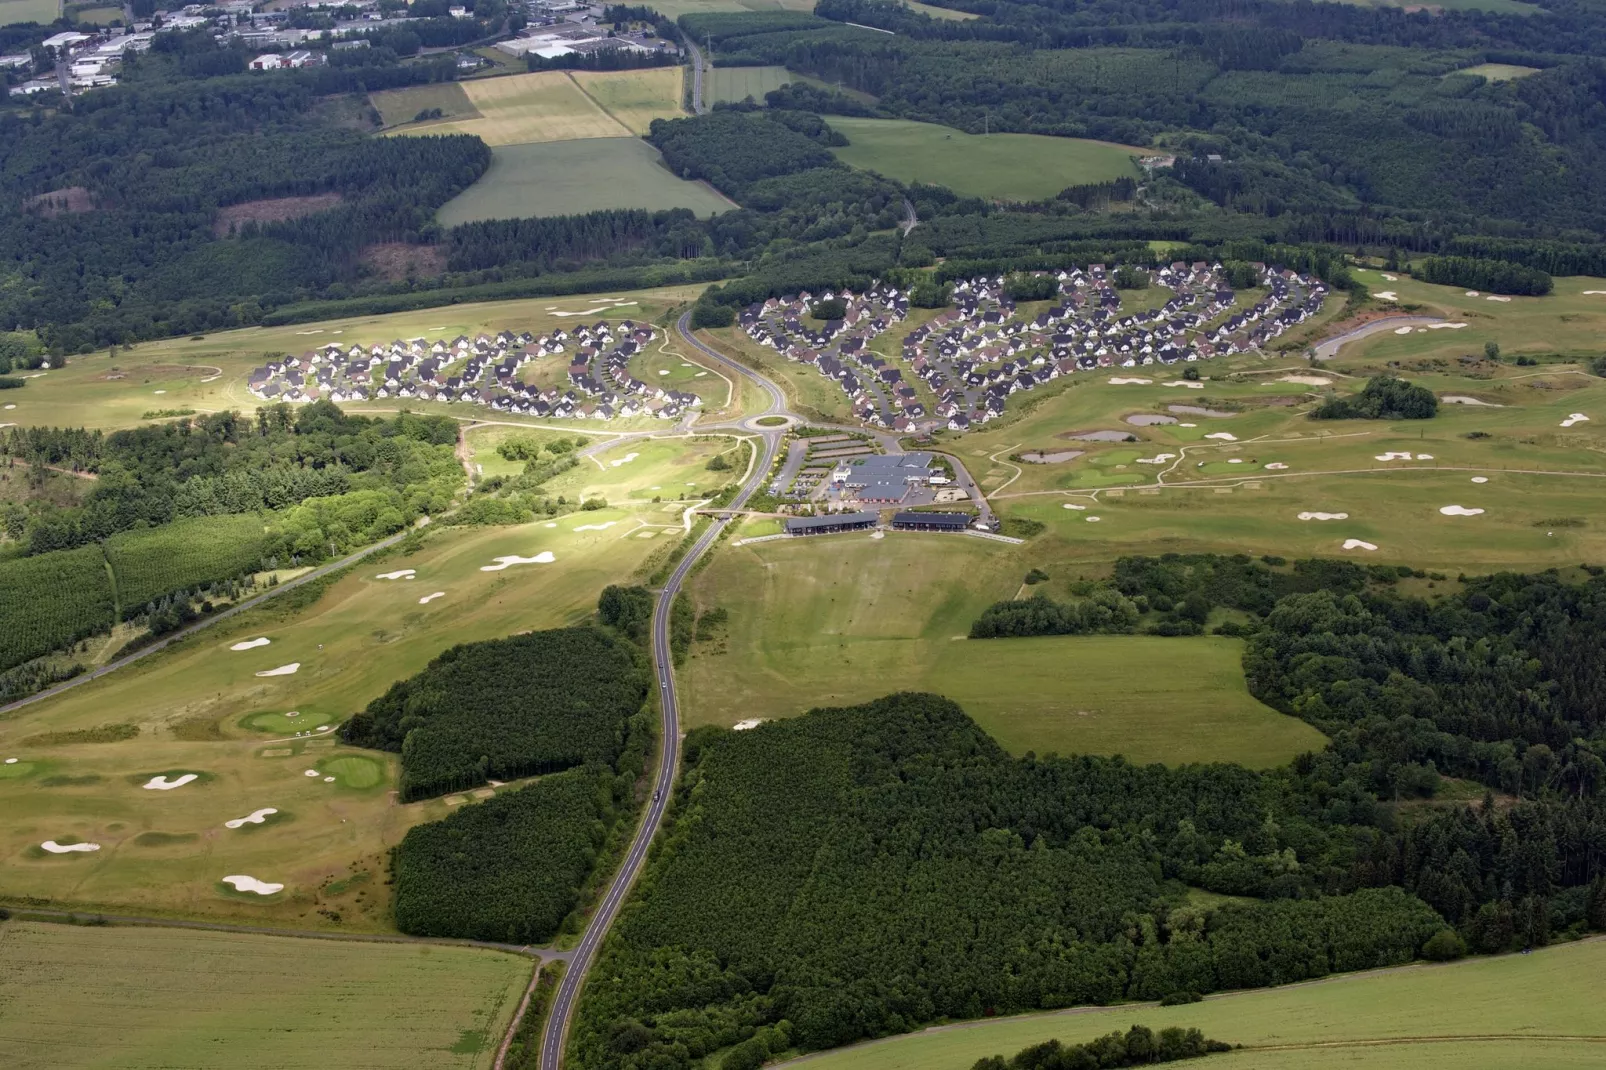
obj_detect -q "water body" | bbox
[1168,405,1237,418]
[1123,414,1176,427]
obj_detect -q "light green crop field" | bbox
[682,533,1325,766]
[0,0,58,23]
[371,81,481,129]
[571,67,685,135]
[69,3,122,24]
[0,920,530,1070]
[437,138,734,226]
[3,283,707,431]
[634,0,814,15]
[827,118,1147,200]
[541,436,745,504]
[781,937,1606,1070]
[0,516,664,925]
[1450,62,1542,81]
[392,70,631,144]
[899,0,979,18]
[707,64,794,104]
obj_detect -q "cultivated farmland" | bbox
[827,118,1147,200]
[394,71,631,145]
[706,64,793,104]
[571,67,685,134]
[0,920,531,1070]
[371,81,481,129]
[436,139,733,225]
[0,0,59,23]
[781,937,1606,1070]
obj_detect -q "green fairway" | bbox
[778,937,1606,1070]
[707,64,793,104]
[436,139,734,225]
[0,517,663,926]
[682,533,1325,767]
[827,118,1146,200]
[541,436,745,504]
[0,920,530,1070]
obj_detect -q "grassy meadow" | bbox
[390,71,632,145]
[707,64,794,104]
[436,139,733,225]
[371,81,481,129]
[632,0,814,15]
[778,937,1606,1070]
[571,67,685,135]
[0,516,667,925]
[541,436,746,504]
[0,920,530,1070]
[828,118,1146,200]
[0,0,58,22]
[682,532,1325,766]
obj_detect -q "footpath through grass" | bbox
[0,920,530,1070]
[781,937,1606,1070]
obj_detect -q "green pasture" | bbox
[630,337,740,413]
[683,534,1324,766]
[827,118,1146,200]
[371,81,480,129]
[542,436,744,503]
[707,64,793,104]
[0,517,661,925]
[437,138,734,226]
[0,0,58,23]
[0,920,530,1070]
[6,282,707,431]
[781,937,1606,1070]
[68,4,122,23]
[630,0,814,16]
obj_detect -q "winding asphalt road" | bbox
[537,312,791,1070]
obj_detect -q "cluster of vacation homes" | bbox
[246,322,702,421]
[737,263,1327,432]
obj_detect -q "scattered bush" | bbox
[1312,376,1437,420]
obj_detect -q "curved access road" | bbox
[1312,316,1447,361]
[537,312,791,1070]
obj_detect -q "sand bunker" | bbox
[1471,476,1489,483]
[1443,396,1500,406]
[323,776,335,783]
[1124,414,1176,426]
[1204,432,1238,441]
[230,637,271,651]
[1170,382,1206,390]
[1343,539,1378,551]
[144,774,198,790]
[1376,291,1397,301]
[5,758,17,764]
[1227,458,1245,464]
[732,719,767,731]
[1280,375,1331,386]
[1108,377,1152,385]
[255,663,299,677]
[419,591,445,604]
[1427,322,1469,330]
[1381,273,1398,282]
[609,452,640,467]
[1086,516,1102,522]
[41,840,100,854]
[1440,505,1485,516]
[1375,452,1429,461]
[480,552,556,571]
[1561,413,1590,428]
[1298,512,1349,521]
[1062,503,1087,510]
[658,370,670,376]
[1021,450,1084,463]
[1265,462,1290,470]
[1486,295,1512,302]
[1394,326,1414,335]
[222,875,283,895]
[575,521,618,531]
[1465,291,1480,297]
[1136,453,1176,464]
[225,808,278,829]
[376,569,415,580]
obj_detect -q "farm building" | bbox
[891,512,971,532]
[785,512,879,537]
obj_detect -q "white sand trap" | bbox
[1136,453,1176,464]
[323,776,335,783]
[1179,422,1197,428]
[144,774,197,790]
[1299,512,1349,521]
[544,522,558,528]
[1418,453,1434,460]
[1343,539,1378,551]
[1062,503,1087,510]
[255,663,299,677]
[1394,326,1414,335]
[230,637,271,651]
[1108,377,1152,385]
[222,875,283,895]
[1427,322,1468,330]
[5,758,17,764]
[1381,274,1398,282]
[1442,395,1500,406]
[1561,413,1590,428]
[376,569,415,580]
[480,552,556,571]
[608,452,640,467]
[225,808,278,829]
[658,370,670,375]
[1227,458,1244,464]
[1086,516,1102,522]
[1486,295,1512,302]
[1204,432,1238,441]
[574,521,618,532]
[3,404,15,410]
[1178,382,1205,390]
[1280,375,1331,386]
[694,371,707,377]
[732,719,767,731]
[1440,505,1485,516]
[1583,291,1606,295]
[1376,291,1397,301]
[1266,462,1289,470]
[1374,452,1421,461]
[419,591,445,605]
[304,769,319,777]
[869,530,885,540]
[41,840,100,854]
[1471,476,1489,483]
[1465,291,1480,297]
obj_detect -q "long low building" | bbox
[891,511,971,532]
[785,511,879,536]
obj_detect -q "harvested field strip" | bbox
[570,67,685,134]
[393,71,630,146]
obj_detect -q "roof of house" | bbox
[892,511,969,529]
[785,511,879,533]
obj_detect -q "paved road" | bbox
[685,39,708,115]
[538,311,790,1070]
[1312,316,1444,360]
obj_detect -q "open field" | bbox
[542,436,745,504]
[69,4,122,23]
[1337,0,1537,11]
[371,81,480,129]
[0,516,666,924]
[899,0,979,16]
[1451,61,1541,80]
[436,138,733,225]
[631,0,814,15]
[707,64,793,104]
[392,71,631,145]
[571,67,685,134]
[682,533,1325,766]
[701,324,862,423]
[0,0,58,23]
[3,284,707,431]
[827,118,1147,200]
[782,937,1606,1070]
[0,920,530,1070]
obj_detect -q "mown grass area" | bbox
[0,517,663,926]
[542,436,743,504]
[436,138,733,226]
[6,283,705,431]
[571,67,685,134]
[699,324,862,423]
[682,533,1324,767]
[0,920,530,1070]
[371,81,480,129]
[827,118,1147,200]
[707,64,793,104]
[782,937,1606,1070]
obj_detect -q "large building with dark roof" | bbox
[891,511,971,532]
[784,511,879,536]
